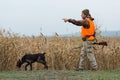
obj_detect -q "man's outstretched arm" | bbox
[63,18,90,28]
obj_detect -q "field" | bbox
[0,29,120,71]
[0,70,120,80]
[0,30,120,80]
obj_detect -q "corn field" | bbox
[0,29,120,71]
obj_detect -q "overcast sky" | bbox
[0,0,120,36]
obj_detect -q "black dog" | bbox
[16,52,48,70]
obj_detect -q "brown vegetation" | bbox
[0,29,120,70]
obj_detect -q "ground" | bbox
[0,70,120,80]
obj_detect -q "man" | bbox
[63,9,98,71]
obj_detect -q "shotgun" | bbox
[73,41,107,50]
[93,41,107,46]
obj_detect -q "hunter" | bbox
[63,9,98,71]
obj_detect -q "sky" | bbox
[0,0,120,36]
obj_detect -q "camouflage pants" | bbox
[79,41,98,70]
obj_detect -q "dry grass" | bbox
[0,29,120,70]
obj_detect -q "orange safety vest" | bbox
[81,18,95,41]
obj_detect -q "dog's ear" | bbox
[18,59,21,62]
